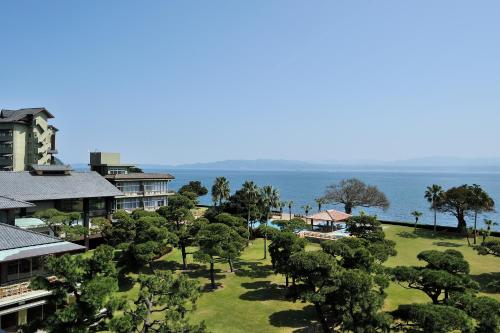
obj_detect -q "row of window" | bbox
[116,181,169,194]
[4,257,45,283]
[108,168,128,175]
[0,130,12,137]
[114,196,167,210]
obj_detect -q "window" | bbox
[32,257,43,273]
[19,259,31,279]
[143,181,168,194]
[7,261,19,281]
[108,168,127,175]
[90,198,106,210]
[143,197,166,210]
[115,198,141,210]
[116,182,141,193]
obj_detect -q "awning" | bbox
[0,242,85,263]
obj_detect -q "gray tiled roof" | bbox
[0,196,35,209]
[105,172,175,181]
[0,108,54,123]
[0,171,123,201]
[0,223,62,251]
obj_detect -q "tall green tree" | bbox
[34,208,84,241]
[394,303,474,333]
[411,210,423,232]
[211,176,230,206]
[157,194,198,270]
[480,219,498,243]
[194,223,246,289]
[468,184,495,244]
[434,185,473,234]
[268,232,307,286]
[424,184,444,233]
[391,249,478,304]
[109,272,205,333]
[241,181,260,239]
[30,245,120,333]
[287,200,294,220]
[260,185,280,259]
[314,197,327,212]
[301,204,312,216]
[289,251,338,332]
[178,181,208,197]
[324,269,391,333]
[272,217,310,233]
[323,178,389,214]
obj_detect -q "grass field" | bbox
[114,225,500,332]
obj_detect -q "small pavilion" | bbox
[306,209,351,232]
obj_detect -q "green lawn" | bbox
[114,225,500,332]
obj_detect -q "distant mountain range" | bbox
[72,157,500,173]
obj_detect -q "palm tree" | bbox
[261,185,280,259]
[468,184,495,244]
[287,201,294,221]
[481,219,498,243]
[302,204,312,216]
[211,176,230,207]
[411,210,423,232]
[424,184,443,234]
[314,197,326,212]
[277,201,285,216]
[241,181,260,240]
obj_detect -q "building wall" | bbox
[12,123,27,171]
[0,113,55,171]
[0,124,14,170]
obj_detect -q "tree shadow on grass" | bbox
[235,261,274,279]
[239,282,284,301]
[269,305,317,330]
[471,272,500,293]
[202,282,224,291]
[240,280,273,290]
[432,241,463,248]
[397,229,463,241]
[151,260,202,272]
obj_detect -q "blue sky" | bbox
[1,1,499,165]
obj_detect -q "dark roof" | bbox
[105,172,175,181]
[0,108,54,123]
[0,223,62,251]
[0,171,123,201]
[0,196,35,210]
[0,223,85,262]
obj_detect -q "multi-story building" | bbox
[0,223,85,332]
[0,165,123,248]
[0,108,58,171]
[89,152,175,212]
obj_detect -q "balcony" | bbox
[0,156,13,165]
[0,277,56,300]
[0,132,12,141]
[0,145,12,154]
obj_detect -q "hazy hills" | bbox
[71,157,500,173]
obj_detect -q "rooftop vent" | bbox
[30,164,73,176]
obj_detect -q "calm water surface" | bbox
[148,169,500,230]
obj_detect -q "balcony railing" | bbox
[0,276,56,299]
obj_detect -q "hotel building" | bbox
[0,108,58,171]
[89,152,175,212]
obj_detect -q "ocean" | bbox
[154,169,500,231]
